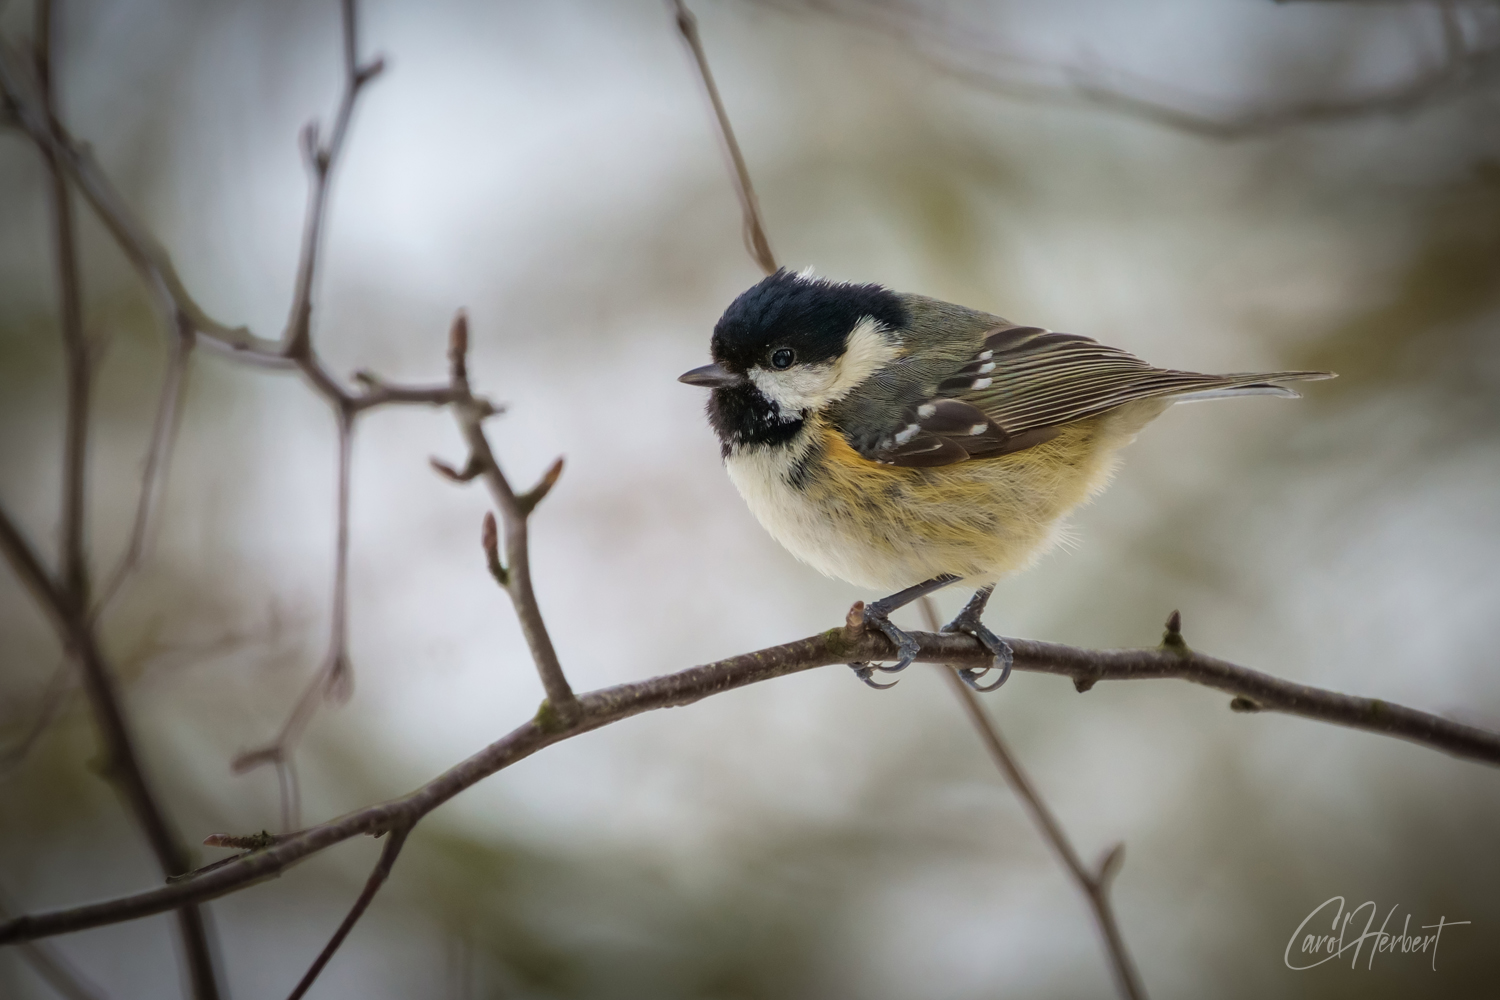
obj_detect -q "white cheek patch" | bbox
[830,318,902,401]
[749,362,838,412]
[746,316,903,413]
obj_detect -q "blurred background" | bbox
[3,0,1499,997]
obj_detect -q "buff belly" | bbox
[725,406,1162,591]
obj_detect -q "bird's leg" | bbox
[849,574,960,688]
[941,584,1013,692]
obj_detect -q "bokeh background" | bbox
[3,0,1500,997]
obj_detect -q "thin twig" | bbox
[0,36,277,357]
[36,0,90,609]
[751,0,1500,140]
[234,373,462,788]
[224,0,424,791]
[285,825,410,1000]
[327,409,354,703]
[2,888,107,1000]
[918,597,1145,1000]
[440,312,578,718]
[0,505,222,998]
[247,408,359,782]
[13,6,222,998]
[670,0,778,274]
[5,609,1499,946]
[279,0,383,358]
[276,757,303,834]
[6,0,453,825]
[348,371,465,413]
[93,314,194,617]
[676,9,1140,986]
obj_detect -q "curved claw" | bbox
[958,649,1012,692]
[943,614,1014,693]
[848,662,900,690]
[865,608,921,675]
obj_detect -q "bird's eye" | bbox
[770,348,795,370]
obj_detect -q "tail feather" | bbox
[1172,385,1301,403]
[1169,370,1334,404]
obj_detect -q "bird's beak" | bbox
[678,363,744,388]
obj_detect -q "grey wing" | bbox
[869,325,1334,468]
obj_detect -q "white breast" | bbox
[723,433,883,586]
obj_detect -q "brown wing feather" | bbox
[870,324,1333,468]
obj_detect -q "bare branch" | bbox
[752,0,1500,140]
[236,384,464,800]
[285,825,410,1000]
[327,411,355,704]
[281,0,384,358]
[481,511,507,587]
[670,0,778,274]
[36,0,90,609]
[2,888,107,1000]
[276,757,303,834]
[93,315,194,618]
[0,0,380,376]
[202,831,289,851]
[349,371,464,413]
[516,457,565,516]
[0,37,276,357]
[0,503,222,998]
[919,596,1146,1000]
[440,312,579,718]
[0,515,70,659]
[6,0,463,825]
[6,613,1499,946]
[231,410,353,816]
[430,455,484,483]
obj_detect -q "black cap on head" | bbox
[711,269,907,373]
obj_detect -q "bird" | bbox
[679,268,1333,691]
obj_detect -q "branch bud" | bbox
[517,457,565,514]
[1161,609,1187,653]
[430,454,482,483]
[448,310,469,384]
[482,511,507,587]
[356,56,387,86]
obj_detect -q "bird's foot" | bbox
[842,575,962,690]
[942,603,1013,692]
[847,602,923,689]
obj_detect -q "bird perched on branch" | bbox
[680,269,1332,691]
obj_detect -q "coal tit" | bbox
[680,269,1333,690]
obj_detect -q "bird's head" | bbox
[679,269,908,450]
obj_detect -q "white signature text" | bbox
[1285,896,1469,971]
